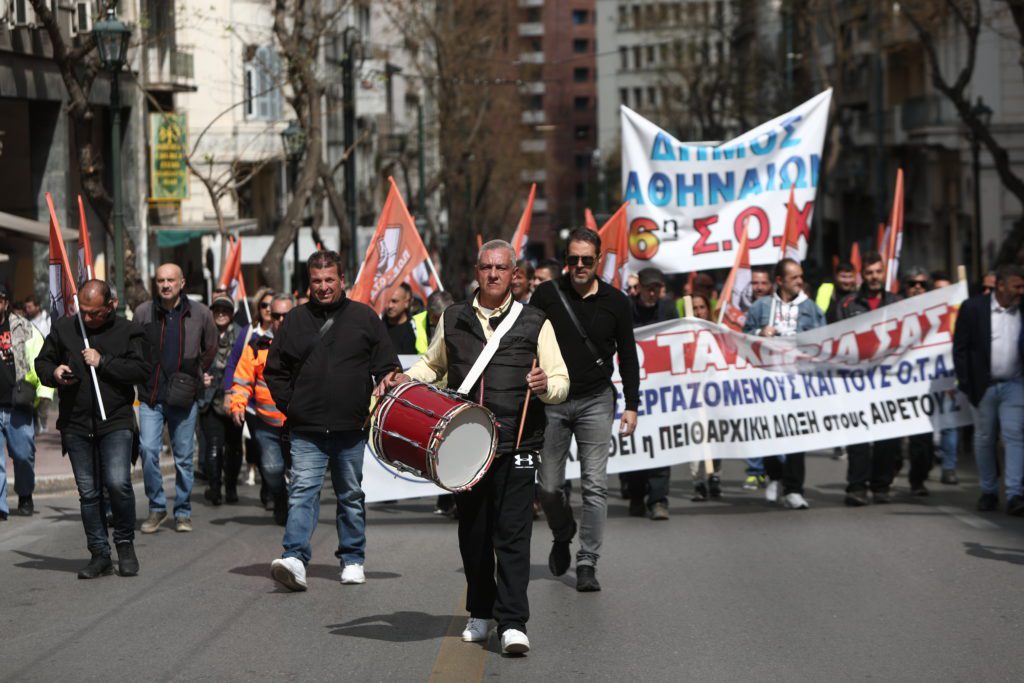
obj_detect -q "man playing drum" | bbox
[388,240,569,655]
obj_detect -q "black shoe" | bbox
[549,541,571,576]
[691,481,708,502]
[977,493,999,512]
[77,551,114,580]
[273,494,289,526]
[872,489,891,504]
[17,495,33,516]
[576,565,601,592]
[0,511,8,521]
[940,469,959,485]
[708,475,722,498]
[204,487,223,506]
[628,498,646,517]
[1007,495,1024,517]
[116,542,140,577]
[909,485,929,497]
[844,491,869,507]
[224,487,239,504]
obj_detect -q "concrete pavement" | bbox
[1,453,1022,681]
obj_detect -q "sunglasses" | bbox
[907,280,928,287]
[271,312,288,320]
[259,301,272,309]
[566,255,596,267]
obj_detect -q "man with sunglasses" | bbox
[230,295,294,525]
[901,268,937,496]
[530,228,640,593]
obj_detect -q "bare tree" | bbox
[28,0,150,306]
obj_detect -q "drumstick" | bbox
[515,358,538,450]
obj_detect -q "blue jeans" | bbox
[972,379,1024,498]
[0,406,36,515]
[139,402,198,518]
[940,427,959,471]
[744,458,765,476]
[64,430,135,553]
[252,421,287,499]
[282,430,366,566]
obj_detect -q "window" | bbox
[575,183,586,200]
[575,154,591,169]
[619,88,629,106]
[530,94,544,110]
[574,96,589,111]
[573,38,589,53]
[618,5,628,28]
[646,45,655,65]
[647,87,657,106]
[573,67,589,82]
[527,7,542,22]
[571,9,588,24]
[574,125,590,139]
[633,45,642,68]
[619,47,628,70]
[244,46,283,120]
[633,87,642,105]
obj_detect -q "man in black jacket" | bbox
[953,264,1024,515]
[35,280,152,578]
[837,252,903,505]
[530,228,640,593]
[265,250,401,593]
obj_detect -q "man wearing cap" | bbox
[625,267,678,519]
[0,285,45,520]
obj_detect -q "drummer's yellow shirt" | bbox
[405,294,570,404]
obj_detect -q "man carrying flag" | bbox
[77,196,95,286]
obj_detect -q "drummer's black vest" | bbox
[444,301,547,454]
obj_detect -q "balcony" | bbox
[521,168,547,182]
[518,0,544,6]
[522,110,546,124]
[521,139,546,153]
[146,45,197,92]
[518,22,544,37]
[518,51,545,64]
[519,81,545,94]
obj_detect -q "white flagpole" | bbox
[423,255,445,292]
[71,293,107,421]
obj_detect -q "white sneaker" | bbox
[245,466,256,486]
[783,492,810,509]
[461,617,490,642]
[340,563,366,584]
[500,629,530,655]
[765,480,780,504]
[270,557,307,592]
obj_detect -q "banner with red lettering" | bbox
[620,89,831,274]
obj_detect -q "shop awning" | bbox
[0,210,76,242]
[156,218,259,248]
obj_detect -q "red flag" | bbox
[351,177,442,313]
[884,169,904,293]
[876,222,886,255]
[850,242,863,286]
[584,208,598,232]
[511,183,536,260]
[779,185,803,261]
[597,204,629,290]
[717,221,753,331]
[476,233,484,251]
[219,236,249,312]
[46,193,78,320]
[76,195,94,284]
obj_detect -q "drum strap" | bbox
[456,301,524,395]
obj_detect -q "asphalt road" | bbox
[1,452,1022,682]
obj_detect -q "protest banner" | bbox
[620,89,831,274]
[361,283,970,502]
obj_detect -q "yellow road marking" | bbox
[428,588,488,683]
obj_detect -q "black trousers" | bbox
[200,411,243,493]
[907,433,934,488]
[624,467,671,507]
[846,439,900,493]
[455,451,536,635]
[764,453,805,495]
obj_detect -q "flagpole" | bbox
[423,254,445,292]
[71,295,107,421]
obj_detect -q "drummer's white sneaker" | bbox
[340,563,366,584]
[271,557,307,592]
[461,618,490,642]
[500,629,530,655]
[765,480,780,504]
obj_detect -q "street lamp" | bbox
[970,96,993,281]
[280,120,305,292]
[93,8,132,313]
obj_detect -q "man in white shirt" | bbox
[953,264,1024,515]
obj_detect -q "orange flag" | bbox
[884,169,904,293]
[46,193,79,320]
[584,208,598,232]
[779,185,803,261]
[850,241,863,286]
[76,195,94,284]
[876,222,886,255]
[597,204,629,290]
[511,183,536,260]
[351,177,442,313]
[717,221,752,331]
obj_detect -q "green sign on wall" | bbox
[150,112,189,201]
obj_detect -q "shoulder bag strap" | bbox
[555,286,605,368]
[456,301,524,395]
[291,306,346,379]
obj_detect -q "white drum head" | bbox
[435,406,494,489]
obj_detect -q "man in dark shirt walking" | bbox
[384,283,418,355]
[530,228,641,592]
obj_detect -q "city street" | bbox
[1,453,1022,682]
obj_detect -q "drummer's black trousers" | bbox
[456,450,537,634]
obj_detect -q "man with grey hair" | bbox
[390,239,570,655]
